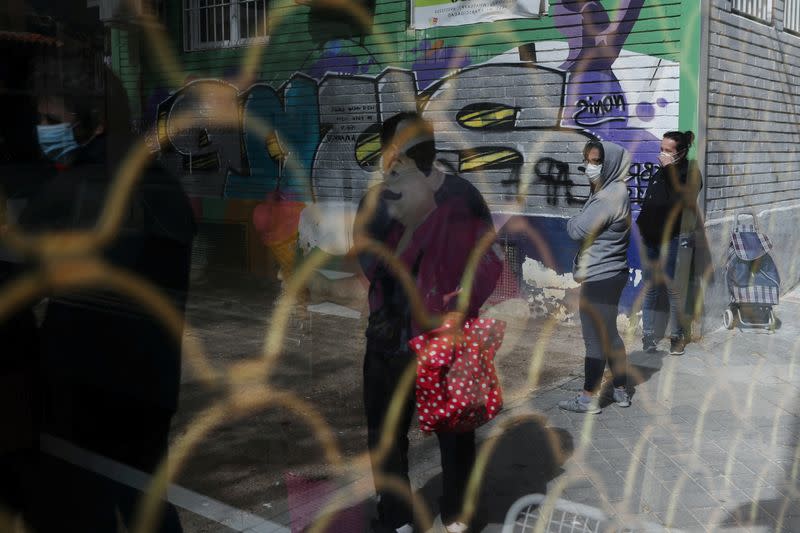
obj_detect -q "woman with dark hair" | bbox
[636,131,703,355]
[559,140,632,414]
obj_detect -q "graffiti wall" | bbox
[150,0,684,316]
[155,53,677,208]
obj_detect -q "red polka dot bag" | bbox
[408,318,506,433]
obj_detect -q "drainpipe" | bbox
[696,0,712,336]
[697,0,711,221]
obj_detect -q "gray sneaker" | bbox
[642,336,658,353]
[669,336,686,355]
[558,394,601,414]
[612,387,631,407]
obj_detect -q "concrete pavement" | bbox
[472,286,800,531]
[62,277,800,532]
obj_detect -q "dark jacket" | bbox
[18,136,196,412]
[636,158,703,246]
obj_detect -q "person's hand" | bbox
[441,287,465,329]
[442,287,461,308]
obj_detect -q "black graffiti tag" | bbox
[535,157,584,206]
[628,162,659,204]
[573,94,627,127]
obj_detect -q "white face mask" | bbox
[585,163,603,183]
[658,151,676,167]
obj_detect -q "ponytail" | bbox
[663,130,695,154]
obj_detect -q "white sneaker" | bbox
[612,387,631,407]
[396,524,414,533]
[445,521,468,533]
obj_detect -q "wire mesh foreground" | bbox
[501,494,680,533]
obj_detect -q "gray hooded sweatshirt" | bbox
[568,141,632,283]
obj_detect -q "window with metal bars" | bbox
[183,0,269,51]
[786,0,800,33]
[731,0,773,24]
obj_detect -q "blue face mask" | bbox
[36,123,80,161]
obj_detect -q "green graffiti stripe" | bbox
[266,132,287,162]
[183,152,220,171]
[459,149,520,172]
[414,0,450,8]
[355,132,382,167]
[457,106,516,129]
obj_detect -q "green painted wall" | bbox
[134,0,685,84]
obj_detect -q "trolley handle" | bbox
[736,210,759,231]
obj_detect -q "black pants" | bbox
[34,382,183,533]
[363,341,475,528]
[580,272,628,393]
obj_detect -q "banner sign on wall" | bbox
[411,0,547,29]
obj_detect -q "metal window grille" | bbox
[786,0,800,33]
[731,0,773,24]
[184,0,269,51]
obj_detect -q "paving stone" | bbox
[665,479,721,509]
[474,290,800,530]
[655,505,705,530]
[723,460,759,477]
[648,465,690,483]
[606,449,643,469]
[638,449,679,470]
[687,506,741,531]
[590,436,625,452]
[728,474,777,497]
[726,502,780,529]
[614,511,661,528]
[712,485,754,509]
[635,481,676,514]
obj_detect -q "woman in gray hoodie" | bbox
[559,141,632,414]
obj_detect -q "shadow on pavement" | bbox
[414,418,574,529]
[717,393,800,530]
[590,349,668,409]
[721,498,800,530]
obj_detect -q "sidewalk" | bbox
[168,278,800,532]
[468,287,800,531]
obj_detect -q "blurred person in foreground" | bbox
[559,141,632,414]
[17,52,194,532]
[0,199,40,529]
[354,112,502,533]
[636,131,703,355]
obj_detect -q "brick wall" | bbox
[702,0,800,329]
[706,0,800,218]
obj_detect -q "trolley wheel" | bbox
[768,310,779,332]
[723,309,735,330]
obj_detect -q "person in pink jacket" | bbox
[355,112,502,533]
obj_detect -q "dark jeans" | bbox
[642,237,685,339]
[34,382,182,533]
[364,341,475,528]
[580,271,628,393]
